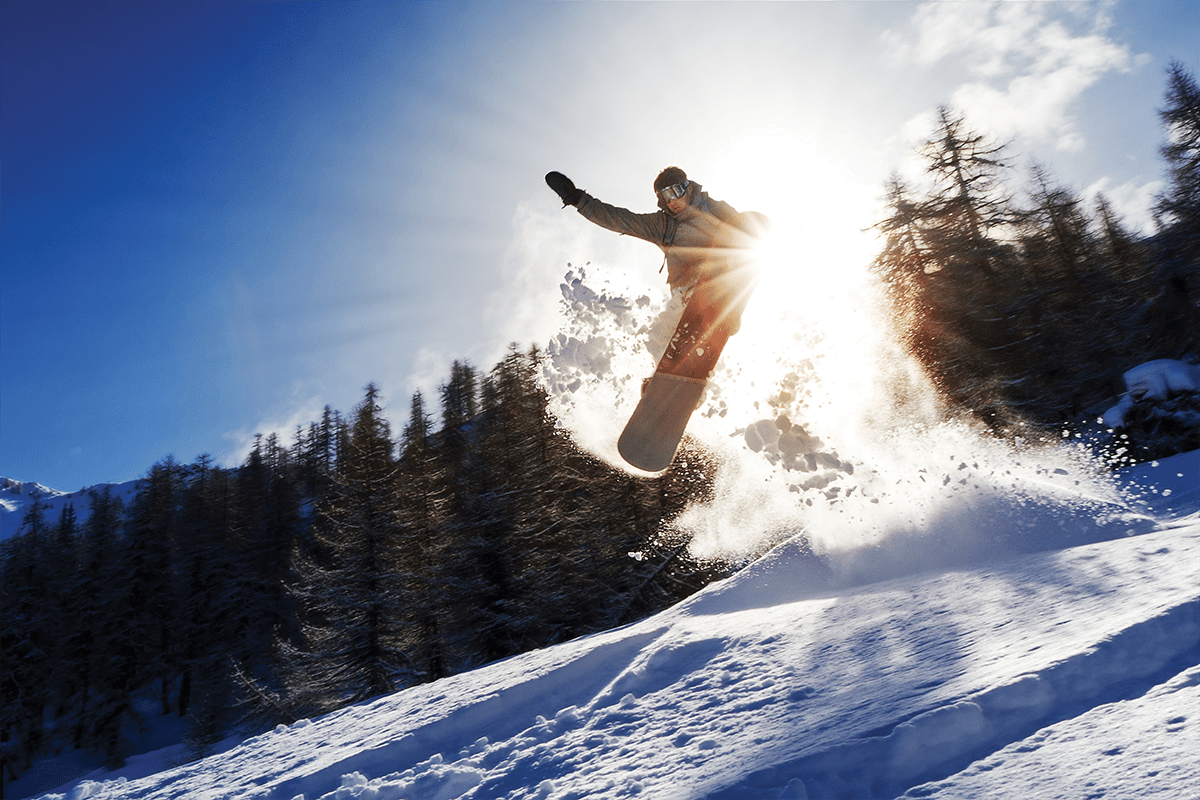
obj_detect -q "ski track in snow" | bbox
[900,664,1200,799]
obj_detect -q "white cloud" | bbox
[888,1,1136,151]
[494,200,578,357]
[219,389,326,468]
[1083,176,1164,236]
[403,346,455,406]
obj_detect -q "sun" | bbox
[701,123,891,428]
[709,125,880,304]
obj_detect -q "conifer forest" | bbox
[871,63,1199,440]
[3,346,725,775]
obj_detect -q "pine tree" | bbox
[58,487,125,752]
[872,108,1023,424]
[1005,166,1107,416]
[287,384,410,712]
[436,361,502,671]
[440,360,479,456]
[63,485,134,766]
[232,436,302,678]
[471,345,569,654]
[1152,60,1200,356]
[916,106,1014,279]
[75,462,182,766]
[1156,61,1200,244]
[872,173,936,306]
[174,457,243,754]
[44,504,81,740]
[1,500,53,774]
[395,390,449,681]
[294,411,338,500]
[122,459,185,718]
[1019,165,1098,288]
[1095,194,1151,290]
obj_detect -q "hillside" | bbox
[17,450,1198,800]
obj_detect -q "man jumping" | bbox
[546,167,769,380]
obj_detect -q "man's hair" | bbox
[654,166,688,193]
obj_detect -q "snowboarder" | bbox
[545,167,769,380]
[546,167,770,471]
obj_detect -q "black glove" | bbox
[545,171,583,207]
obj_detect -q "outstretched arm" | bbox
[545,171,666,246]
[576,193,667,244]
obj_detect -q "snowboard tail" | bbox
[618,372,707,472]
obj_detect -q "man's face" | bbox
[659,181,691,214]
[665,193,690,214]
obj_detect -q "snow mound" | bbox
[1102,359,1200,428]
[902,665,1200,799]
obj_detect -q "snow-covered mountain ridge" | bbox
[23,451,1199,800]
[0,478,68,502]
[0,477,141,542]
[1,478,68,516]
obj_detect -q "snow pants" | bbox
[658,262,759,381]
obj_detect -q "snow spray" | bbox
[542,252,1154,587]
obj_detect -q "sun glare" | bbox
[701,123,889,436]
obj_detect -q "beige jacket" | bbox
[575,184,769,290]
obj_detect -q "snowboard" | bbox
[617,268,756,472]
[618,371,708,472]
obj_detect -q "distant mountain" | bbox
[0,477,141,541]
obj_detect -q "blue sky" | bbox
[2,0,1195,492]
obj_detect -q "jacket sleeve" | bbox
[575,193,667,247]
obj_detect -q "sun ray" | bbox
[694,123,895,439]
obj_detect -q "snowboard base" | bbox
[618,371,707,472]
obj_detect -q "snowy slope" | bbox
[0,477,141,542]
[24,450,1199,800]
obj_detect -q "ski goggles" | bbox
[657,181,690,202]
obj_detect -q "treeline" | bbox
[1,345,725,781]
[872,62,1199,431]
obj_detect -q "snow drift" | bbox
[1102,359,1200,429]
